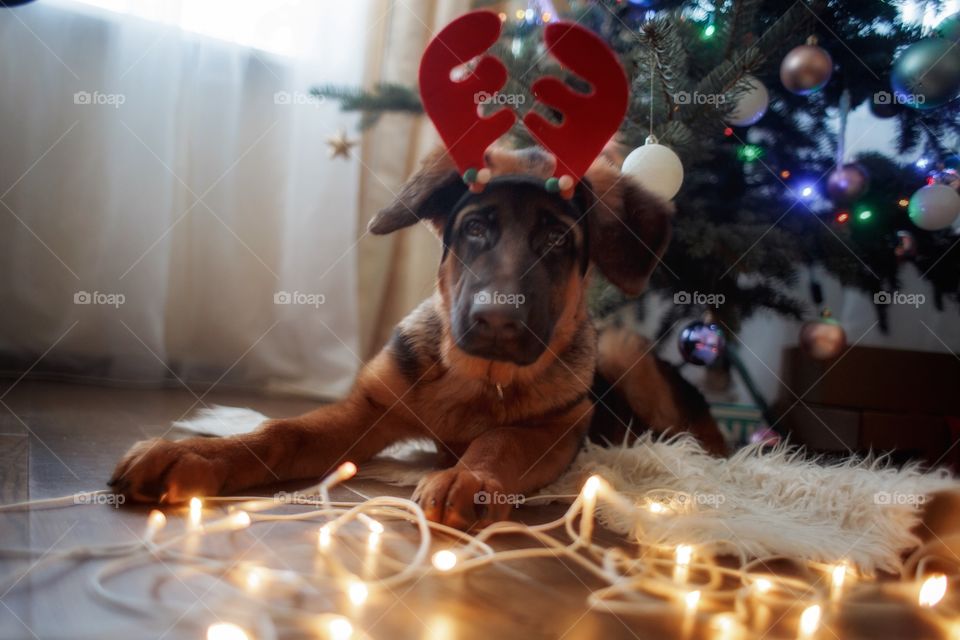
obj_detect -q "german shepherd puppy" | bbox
[109,147,726,529]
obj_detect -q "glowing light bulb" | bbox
[367,530,381,552]
[798,604,821,638]
[542,11,552,22]
[712,613,737,639]
[319,462,358,495]
[919,574,947,607]
[673,544,693,584]
[318,525,332,551]
[432,550,458,572]
[580,476,603,542]
[426,614,455,640]
[145,510,166,540]
[754,578,773,593]
[328,616,353,640]
[515,9,525,20]
[189,497,202,528]
[230,511,251,529]
[737,144,763,163]
[358,513,384,534]
[582,475,602,500]
[245,566,264,592]
[147,510,166,528]
[338,461,358,480]
[348,580,368,605]
[680,588,701,638]
[831,563,846,593]
[801,186,814,197]
[703,23,716,38]
[648,501,665,514]
[206,622,248,640]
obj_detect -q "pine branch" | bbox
[739,0,822,74]
[640,17,689,116]
[311,83,422,128]
[723,0,764,59]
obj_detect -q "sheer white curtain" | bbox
[0,0,374,397]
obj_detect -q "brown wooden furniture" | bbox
[777,346,960,470]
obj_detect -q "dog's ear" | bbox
[368,147,468,235]
[581,161,673,296]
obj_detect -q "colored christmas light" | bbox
[737,144,764,162]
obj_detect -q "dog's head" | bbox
[369,147,672,368]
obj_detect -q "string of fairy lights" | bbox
[1,462,960,639]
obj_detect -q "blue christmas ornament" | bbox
[891,38,960,110]
[678,321,725,366]
[934,13,960,43]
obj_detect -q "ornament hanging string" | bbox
[836,88,850,169]
[650,41,655,138]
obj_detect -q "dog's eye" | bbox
[464,219,487,238]
[544,228,569,250]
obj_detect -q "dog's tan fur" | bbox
[110,147,726,529]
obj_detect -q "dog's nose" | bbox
[470,304,523,340]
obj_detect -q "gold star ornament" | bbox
[326,130,358,160]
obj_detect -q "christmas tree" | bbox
[316,0,960,341]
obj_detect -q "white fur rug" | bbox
[175,406,959,574]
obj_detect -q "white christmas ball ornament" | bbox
[621,136,684,200]
[908,183,960,231]
[726,75,769,127]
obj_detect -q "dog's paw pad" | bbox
[109,438,223,504]
[414,468,513,530]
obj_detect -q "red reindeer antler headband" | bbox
[419,11,629,199]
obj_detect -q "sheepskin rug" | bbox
[175,406,959,574]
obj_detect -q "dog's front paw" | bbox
[108,438,226,504]
[414,468,514,530]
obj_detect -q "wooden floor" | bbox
[0,379,668,640]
